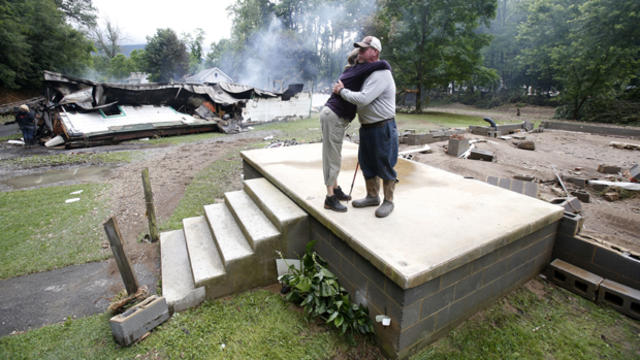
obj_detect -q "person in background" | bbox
[321,48,391,212]
[15,104,36,148]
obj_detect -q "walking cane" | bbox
[348,161,359,202]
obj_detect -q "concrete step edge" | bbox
[224,190,280,251]
[182,216,225,288]
[243,177,307,230]
[203,203,254,267]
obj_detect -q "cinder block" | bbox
[597,279,640,320]
[447,138,469,157]
[468,149,494,161]
[110,295,170,346]
[546,259,603,301]
[597,164,621,174]
[571,190,590,203]
[524,181,538,198]
[629,164,639,182]
[486,176,499,186]
[557,211,584,236]
[563,176,587,188]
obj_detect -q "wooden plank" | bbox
[104,217,139,295]
[141,168,159,243]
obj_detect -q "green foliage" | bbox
[279,241,374,340]
[517,0,640,119]
[144,28,189,82]
[376,0,497,112]
[0,184,110,278]
[0,0,95,89]
[0,151,135,168]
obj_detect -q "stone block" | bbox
[516,140,535,151]
[405,133,435,145]
[557,212,584,236]
[447,138,469,157]
[597,279,640,320]
[550,197,582,213]
[110,295,170,346]
[468,149,494,161]
[486,176,499,186]
[524,181,538,198]
[597,164,621,174]
[571,190,590,203]
[545,259,603,301]
[510,179,525,194]
[498,177,511,189]
[421,286,454,319]
[564,176,587,188]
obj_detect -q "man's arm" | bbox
[337,70,391,106]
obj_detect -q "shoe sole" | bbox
[324,204,347,212]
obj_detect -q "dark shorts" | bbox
[358,119,398,180]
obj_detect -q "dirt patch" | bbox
[524,279,547,299]
[407,120,640,254]
[99,135,265,288]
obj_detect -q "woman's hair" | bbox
[345,48,359,69]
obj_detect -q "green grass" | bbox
[0,133,21,142]
[0,290,358,359]
[412,280,640,360]
[252,115,323,143]
[160,145,258,231]
[0,151,136,168]
[1,281,637,359]
[0,184,111,279]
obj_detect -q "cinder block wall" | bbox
[312,219,558,359]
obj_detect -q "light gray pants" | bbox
[321,106,349,187]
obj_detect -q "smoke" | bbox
[217,0,378,92]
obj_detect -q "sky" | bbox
[92,0,236,46]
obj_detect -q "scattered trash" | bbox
[629,164,639,182]
[588,180,640,191]
[375,314,391,327]
[513,174,536,182]
[69,190,83,195]
[399,145,432,159]
[65,198,80,203]
[609,141,640,151]
[139,137,150,141]
[597,164,621,174]
[220,343,226,350]
[603,192,620,202]
[563,176,587,188]
[276,259,301,277]
[7,139,25,146]
[44,135,64,147]
[263,135,274,141]
[512,134,527,140]
[266,139,299,148]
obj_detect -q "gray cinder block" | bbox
[546,259,603,301]
[557,212,584,236]
[468,149,494,161]
[447,138,469,157]
[597,279,640,320]
[110,295,170,346]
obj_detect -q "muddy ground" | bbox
[1,104,638,291]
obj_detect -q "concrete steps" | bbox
[160,177,310,311]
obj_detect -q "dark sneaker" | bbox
[334,186,352,201]
[324,195,347,212]
[375,200,394,218]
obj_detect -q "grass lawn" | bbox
[1,280,637,359]
[0,151,136,168]
[0,184,111,279]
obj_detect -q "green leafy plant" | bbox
[279,241,374,340]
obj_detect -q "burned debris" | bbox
[2,71,308,148]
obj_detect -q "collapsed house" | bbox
[4,71,310,148]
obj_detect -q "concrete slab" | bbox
[241,142,564,289]
[203,203,253,266]
[243,177,307,230]
[224,190,280,252]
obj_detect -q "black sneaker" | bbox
[324,195,347,212]
[334,186,352,201]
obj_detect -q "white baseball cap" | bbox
[354,36,382,52]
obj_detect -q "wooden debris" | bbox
[603,192,620,202]
[597,164,621,174]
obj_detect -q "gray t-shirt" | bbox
[339,69,396,124]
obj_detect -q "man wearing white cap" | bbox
[333,35,398,218]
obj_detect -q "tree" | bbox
[94,20,121,59]
[0,0,95,89]
[53,0,96,28]
[376,0,497,112]
[182,28,205,73]
[517,0,640,119]
[143,28,189,82]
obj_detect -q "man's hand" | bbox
[333,80,344,94]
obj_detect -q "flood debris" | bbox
[469,121,527,137]
[399,145,432,159]
[571,190,590,203]
[515,140,535,151]
[597,164,621,174]
[4,71,309,148]
[447,135,469,157]
[399,128,465,145]
[629,164,639,182]
[609,141,640,151]
[468,149,495,161]
[550,196,582,213]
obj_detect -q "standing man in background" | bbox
[333,35,398,218]
[15,104,35,148]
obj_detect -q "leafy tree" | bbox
[0,0,95,89]
[93,20,121,59]
[129,49,147,72]
[53,0,96,28]
[143,28,189,82]
[376,0,497,112]
[517,0,640,119]
[108,54,133,79]
[182,28,205,74]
